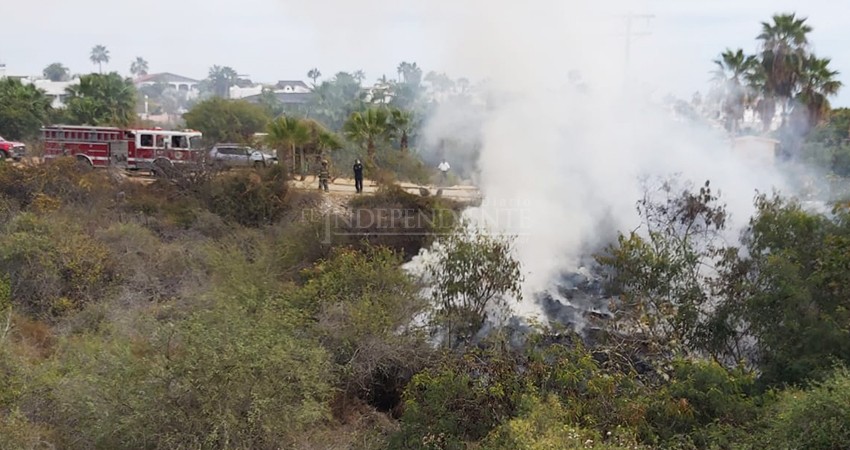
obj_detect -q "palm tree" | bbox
[207,65,239,98]
[42,63,70,82]
[65,73,137,126]
[307,68,322,87]
[353,70,366,83]
[343,108,391,161]
[794,55,842,131]
[390,108,413,151]
[713,48,757,133]
[300,119,344,178]
[130,57,149,77]
[397,62,408,82]
[266,116,310,178]
[90,45,110,73]
[757,13,812,123]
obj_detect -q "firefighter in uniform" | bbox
[318,159,330,192]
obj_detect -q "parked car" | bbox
[0,136,26,160]
[208,143,278,169]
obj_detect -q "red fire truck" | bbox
[41,125,204,173]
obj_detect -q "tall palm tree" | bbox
[207,65,239,98]
[307,68,322,87]
[713,48,757,133]
[266,116,310,178]
[794,55,842,131]
[90,45,110,73]
[353,70,366,84]
[130,57,149,77]
[343,108,391,161]
[746,65,778,132]
[397,62,408,82]
[302,119,343,177]
[757,13,812,123]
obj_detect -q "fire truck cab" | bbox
[41,125,204,172]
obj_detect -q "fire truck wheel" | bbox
[0,152,6,161]
[254,161,265,169]
[151,158,174,178]
[75,155,93,170]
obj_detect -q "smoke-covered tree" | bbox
[205,65,239,98]
[308,71,364,130]
[792,55,842,132]
[424,220,523,348]
[129,57,149,77]
[714,14,842,159]
[0,78,53,140]
[390,108,414,151]
[597,177,727,355]
[709,194,850,386]
[755,13,811,122]
[64,73,136,127]
[713,49,757,134]
[89,45,110,74]
[42,63,70,82]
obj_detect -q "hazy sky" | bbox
[3,0,850,105]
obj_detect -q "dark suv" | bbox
[208,143,278,168]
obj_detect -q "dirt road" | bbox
[292,175,482,202]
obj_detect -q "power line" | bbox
[614,12,655,79]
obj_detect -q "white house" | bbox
[134,72,200,98]
[29,79,80,108]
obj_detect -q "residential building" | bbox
[233,79,314,108]
[29,78,79,108]
[273,80,311,93]
[134,72,200,98]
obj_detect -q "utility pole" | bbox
[616,12,654,80]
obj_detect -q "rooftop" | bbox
[134,72,200,85]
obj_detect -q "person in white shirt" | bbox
[438,159,450,185]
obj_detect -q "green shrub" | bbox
[345,184,460,259]
[204,165,289,226]
[482,394,647,450]
[759,367,850,450]
[0,214,116,318]
[390,347,529,450]
[40,295,333,450]
[299,246,430,406]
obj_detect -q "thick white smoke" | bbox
[292,0,798,322]
[411,1,791,320]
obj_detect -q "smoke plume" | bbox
[295,0,803,325]
[412,1,793,322]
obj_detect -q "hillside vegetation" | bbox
[0,159,848,450]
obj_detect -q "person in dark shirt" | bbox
[353,159,364,193]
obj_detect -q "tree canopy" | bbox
[184,97,271,144]
[63,72,137,127]
[0,78,53,140]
